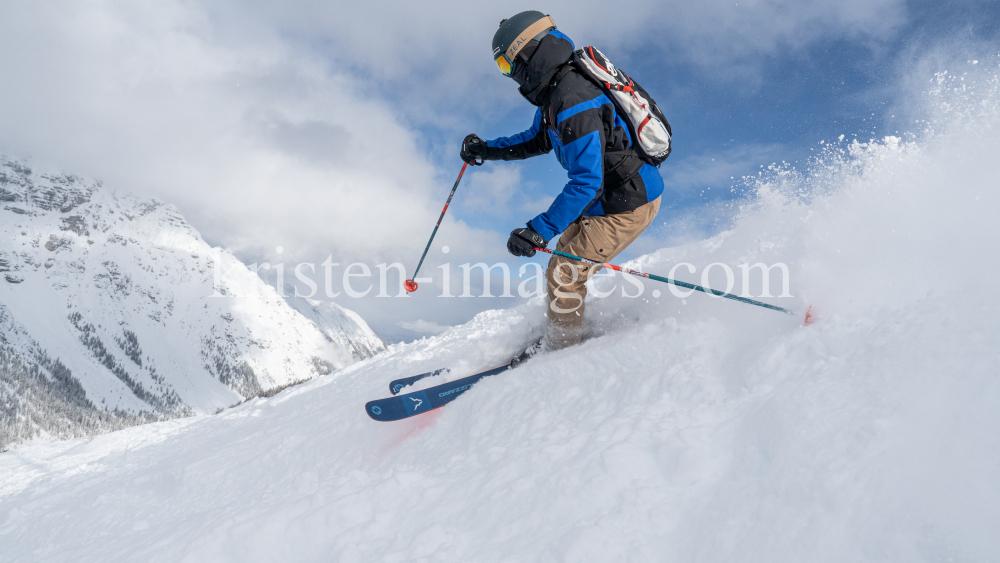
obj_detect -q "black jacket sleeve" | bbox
[484,108,552,161]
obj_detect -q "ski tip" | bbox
[365,401,384,420]
[804,305,816,325]
[366,399,404,421]
[404,279,418,293]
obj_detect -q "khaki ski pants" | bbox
[545,197,661,350]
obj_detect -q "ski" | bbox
[366,363,511,422]
[389,368,449,395]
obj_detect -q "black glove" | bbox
[507,224,547,258]
[460,134,487,166]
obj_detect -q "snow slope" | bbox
[1,71,998,561]
[0,160,385,449]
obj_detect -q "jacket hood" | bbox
[514,32,575,106]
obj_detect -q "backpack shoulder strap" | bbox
[550,64,576,90]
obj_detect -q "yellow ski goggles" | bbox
[495,53,515,76]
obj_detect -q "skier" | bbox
[460,11,664,359]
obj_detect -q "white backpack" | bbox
[572,46,672,166]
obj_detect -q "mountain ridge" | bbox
[0,155,385,449]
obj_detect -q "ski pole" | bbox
[534,247,794,315]
[405,162,470,293]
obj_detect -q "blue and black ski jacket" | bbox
[483,31,664,242]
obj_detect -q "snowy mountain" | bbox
[284,295,386,361]
[0,156,385,449]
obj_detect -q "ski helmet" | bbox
[492,11,556,76]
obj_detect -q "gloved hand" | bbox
[460,134,488,166]
[507,224,548,257]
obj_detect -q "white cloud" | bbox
[461,164,523,213]
[0,0,493,268]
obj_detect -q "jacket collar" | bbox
[514,33,574,107]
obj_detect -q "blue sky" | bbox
[431,0,1000,249]
[1,0,998,342]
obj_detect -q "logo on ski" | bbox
[371,405,382,415]
[409,397,423,410]
[439,383,474,398]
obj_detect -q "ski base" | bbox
[367,363,511,422]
